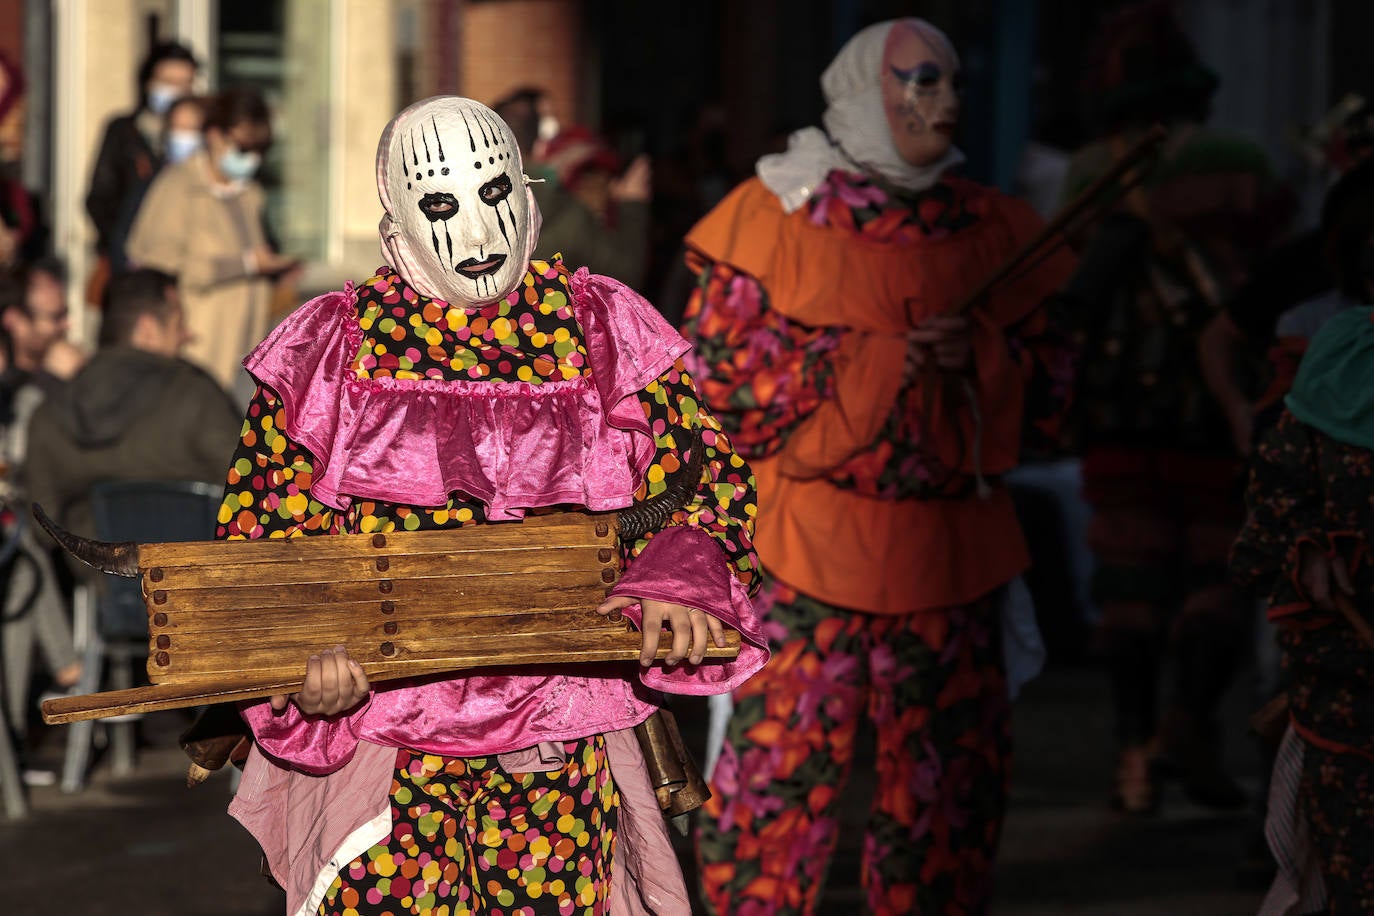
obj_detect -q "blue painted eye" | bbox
[891,62,943,88]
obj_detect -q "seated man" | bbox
[23,268,241,540]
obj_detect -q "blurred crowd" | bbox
[2,0,1374,913]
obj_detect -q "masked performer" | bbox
[1231,306,1374,915]
[681,19,1076,916]
[1067,0,1292,815]
[220,96,766,916]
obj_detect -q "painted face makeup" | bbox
[880,21,962,168]
[378,97,537,306]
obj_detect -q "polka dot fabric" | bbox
[350,261,588,384]
[318,738,618,916]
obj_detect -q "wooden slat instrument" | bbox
[39,457,740,726]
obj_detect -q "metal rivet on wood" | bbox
[153,590,168,605]
[156,635,170,649]
[375,557,390,572]
[378,580,393,594]
[372,534,387,548]
[380,641,396,657]
[149,568,164,583]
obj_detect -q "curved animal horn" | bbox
[618,427,708,541]
[31,503,140,578]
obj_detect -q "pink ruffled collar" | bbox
[244,266,690,520]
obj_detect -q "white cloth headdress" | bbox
[757,19,965,212]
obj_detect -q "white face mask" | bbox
[377,97,540,306]
[165,129,203,164]
[538,114,561,143]
[147,82,184,116]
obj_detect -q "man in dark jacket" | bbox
[23,269,239,541]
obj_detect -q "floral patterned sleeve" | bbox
[215,385,340,540]
[1231,408,1324,597]
[1006,293,1078,455]
[626,357,760,596]
[679,260,840,461]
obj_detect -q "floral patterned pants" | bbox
[318,737,618,916]
[1300,741,1374,914]
[696,578,1010,915]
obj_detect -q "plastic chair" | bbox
[60,480,223,794]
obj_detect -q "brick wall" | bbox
[460,0,582,125]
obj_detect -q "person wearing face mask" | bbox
[105,95,205,276]
[85,41,198,295]
[127,87,297,405]
[680,18,1077,916]
[189,96,766,916]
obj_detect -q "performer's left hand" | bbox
[596,596,727,667]
[906,315,973,373]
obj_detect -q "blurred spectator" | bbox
[106,95,206,276]
[85,41,199,299]
[1065,0,1292,816]
[0,52,47,269]
[1,259,73,396]
[491,86,559,163]
[127,87,297,405]
[537,125,652,289]
[0,266,80,776]
[24,269,239,543]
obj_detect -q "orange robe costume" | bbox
[684,176,1076,613]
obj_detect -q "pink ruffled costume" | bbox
[225,265,767,915]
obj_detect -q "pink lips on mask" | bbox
[455,253,507,278]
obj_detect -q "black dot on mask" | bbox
[498,153,504,161]
[407,182,412,189]
[441,167,450,175]
[415,173,421,181]
[428,169,434,176]
[473,161,482,169]
[488,156,495,164]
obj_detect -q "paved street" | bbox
[1,665,1267,915]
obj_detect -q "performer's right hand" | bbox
[270,646,371,716]
[1298,544,1355,612]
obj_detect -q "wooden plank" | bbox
[42,626,742,724]
[148,573,612,614]
[146,587,610,638]
[149,615,648,679]
[138,513,616,568]
[145,546,613,589]
[150,607,618,657]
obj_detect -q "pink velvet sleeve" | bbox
[238,695,375,775]
[607,524,768,694]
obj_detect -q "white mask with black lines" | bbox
[377,96,541,306]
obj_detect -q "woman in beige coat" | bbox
[128,87,296,402]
